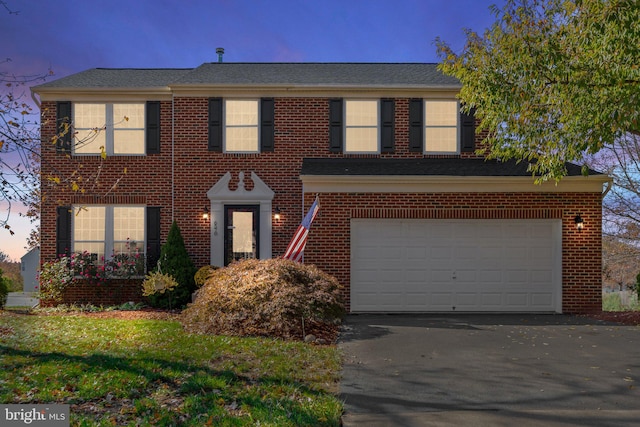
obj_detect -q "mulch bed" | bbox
[583,311,640,326]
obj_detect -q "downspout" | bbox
[602,178,612,198]
[30,89,41,109]
[171,93,175,222]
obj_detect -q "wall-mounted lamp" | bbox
[202,206,210,220]
[273,207,281,221]
[574,214,584,231]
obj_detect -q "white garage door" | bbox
[351,219,561,313]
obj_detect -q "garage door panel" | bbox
[506,293,529,306]
[351,219,561,313]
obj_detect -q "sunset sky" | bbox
[0,0,503,261]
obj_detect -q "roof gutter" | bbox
[301,174,612,194]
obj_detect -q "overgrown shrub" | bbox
[146,221,196,309]
[0,268,9,309]
[182,258,345,340]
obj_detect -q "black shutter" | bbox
[260,98,275,152]
[146,101,161,154]
[381,99,395,153]
[460,108,476,153]
[56,101,72,153]
[329,99,343,153]
[56,206,71,257]
[146,207,161,271]
[208,98,223,152]
[409,99,423,153]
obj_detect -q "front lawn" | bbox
[0,311,342,426]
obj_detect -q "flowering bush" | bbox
[104,251,145,278]
[38,249,145,304]
[38,256,74,303]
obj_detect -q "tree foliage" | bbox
[587,133,640,242]
[0,61,46,235]
[602,235,640,291]
[436,0,640,181]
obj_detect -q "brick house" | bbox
[32,62,610,313]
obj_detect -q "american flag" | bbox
[282,196,319,262]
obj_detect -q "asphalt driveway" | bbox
[339,314,640,427]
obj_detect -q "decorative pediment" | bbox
[207,171,274,202]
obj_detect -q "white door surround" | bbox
[207,172,274,267]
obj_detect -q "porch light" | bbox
[273,207,281,221]
[574,214,584,231]
[202,206,210,220]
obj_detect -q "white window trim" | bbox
[424,99,460,155]
[223,99,261,154]
[344,99,380,154]
[73,102,146,156]
[72,205,147,261]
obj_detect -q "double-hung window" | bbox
[409,99,473,154]
[73,103,146,155]
[224,99,259,153]
[208,98,275,153]
[344,100,379,153]
[73,205,146,266]
[424,100,459,154]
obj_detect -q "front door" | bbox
[224,205,259,265]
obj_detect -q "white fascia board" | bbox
[301,175,611,194]
[34,88,174,102]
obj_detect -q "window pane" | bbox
[74,104,105,129]
[425,100,458,126]
[426,127,457,152]
[345,128,379,152]
[232,211,255,253]
[73,207,106,241]
[114,130,145,154]
[113,207,145,244]
[74,132,105,154]
[226,127,259,152]
[113,104,144,129]
[346,100,378,126]
[226,100,258,125]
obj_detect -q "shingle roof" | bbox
[32,68,192,90]
[300,158,601,177]
[32,63,460,91]
[172,63,460,88]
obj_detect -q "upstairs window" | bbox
[225,99,259,152]
[425,100,459,154]
[344,100,379,153]
[73,103,146,155]
[409,99,474,154]
[329,98,395,154]
[208,98,274,153]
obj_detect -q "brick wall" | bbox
[39,97,604,313]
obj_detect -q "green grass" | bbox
[603,292,640,312]
[0,312,342,426]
